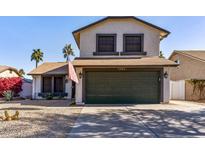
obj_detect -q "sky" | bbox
[0,16,205,78]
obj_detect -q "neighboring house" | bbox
[29,16,177,104]
[28,62,72,99]
[0,65,32,98]
[0,65,20,77]
[169,50,205,100]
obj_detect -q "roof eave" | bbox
[169,50,205,63]
[73,64,179,67]
[72,31,80,48]
[27,73,68,76]
[0,67,20,76]
[168,50,178,60]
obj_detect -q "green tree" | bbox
[18,69,25,77]
[159,51,165,58]
[63,44,75,62]
[31,49,44,68]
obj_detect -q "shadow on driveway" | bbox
[69,108,154,138]
[129,109,205,137]
[69,107,205,138]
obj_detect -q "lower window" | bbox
[54,77,64,93]
[42,76,64,93]
[42,77,52,93]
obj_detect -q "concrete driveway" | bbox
[69,101,205,138]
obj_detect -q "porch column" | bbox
[163,67,171,103]
[65,75,72,99]
[32,76,36,99]
[75,67,84,105]
[32,75,41,99]
[51,76,54,93]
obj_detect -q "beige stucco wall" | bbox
[79,18,160,57]
[65,75,72,99]
[170,54,205,81]
[0,70,19,78]
[75,67,83,104]
[163,67,170,103]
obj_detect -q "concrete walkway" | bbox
[69,101,205,138]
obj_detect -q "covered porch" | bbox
[28,62,72,100]
[37,75,68,99]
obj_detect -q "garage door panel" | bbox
[85,71,160,104]
[87,95,158,104]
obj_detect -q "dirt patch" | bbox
[0,100,82,138]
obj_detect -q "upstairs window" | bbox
[123,34,143,52]
[96,34,116,52]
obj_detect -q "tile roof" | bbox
[0,65,19,74]
[28,62,67,75]
[171,50,205,62]
[28,57,178,75]
[72,57,178,67]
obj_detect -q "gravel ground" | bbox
[0,100,82,138]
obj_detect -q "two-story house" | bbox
[29,16,177,104]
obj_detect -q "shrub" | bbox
[0,77,22,97]
[69,100,76,106]
[45,93,53,100]
[3,90,13,101]
[188,79,205,100]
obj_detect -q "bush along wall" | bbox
[0,77,22,97]
[188,79,205,100]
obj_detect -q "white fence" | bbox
[170,80,185,100]
[20,80,32,98]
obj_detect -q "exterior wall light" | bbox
[79,72,83,79]
[164,72,168,78]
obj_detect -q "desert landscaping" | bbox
[0,100,82,137]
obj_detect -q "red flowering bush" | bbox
[0,77,22,97]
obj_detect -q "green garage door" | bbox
[85,71,161,104]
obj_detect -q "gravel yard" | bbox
[0,100,82,138]
[1,100,205,138]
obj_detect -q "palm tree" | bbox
[31,49,44,68]
[18,69,25,77]
[62,44,75,62]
